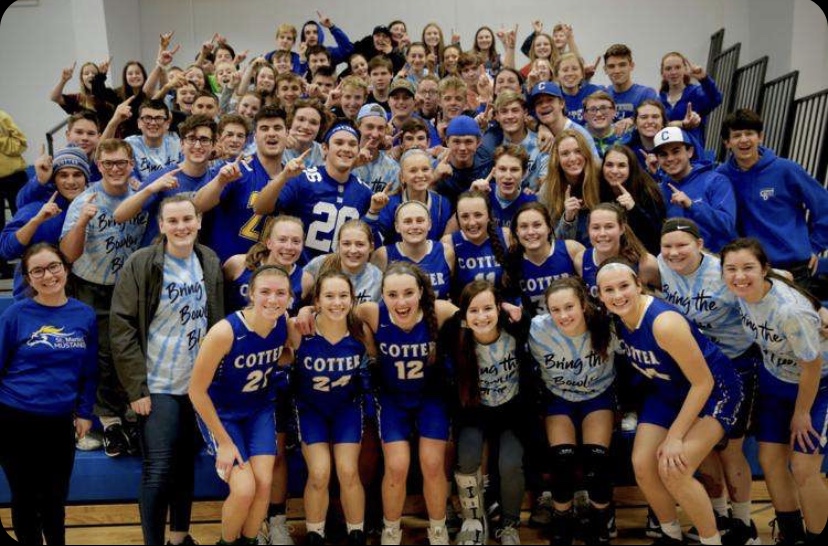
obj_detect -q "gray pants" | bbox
[456,425,525,525]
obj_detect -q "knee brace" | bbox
[550,444,577,505]
[582,444,613,505]
[455,468,486,521]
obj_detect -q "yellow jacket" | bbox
[0,110,28,178]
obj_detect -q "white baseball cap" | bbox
[653,126,691,149]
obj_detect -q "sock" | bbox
[306,521,325,537]
[383,518,401,531]
[167,531,188,544]
[731,501,751,525]
[100,416,121,428]
[661,520,682,540]
[429,517,447,530]
[699,534,722,545]
[268,502,286,518]
[346,522,364,533]
[710,495,729,518]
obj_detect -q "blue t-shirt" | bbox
[125,133,182,183]
[0,298,98,418]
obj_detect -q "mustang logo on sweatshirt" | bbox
[26,326,87,350]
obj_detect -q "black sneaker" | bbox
[103,423,130,458]
[550,509,575,546]
[723,519,760,546]
[306,531,325,545]
[346,529,365,545]
[123,420,141,455]
[167,535,199,545]
[646,507,663,539]
[652,535,684,545]
[685,514,731,543]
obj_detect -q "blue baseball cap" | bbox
[527,82,563,110]
[445,115,481,138]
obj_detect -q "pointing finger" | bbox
[299,148,312,160]
[564,185,571,200]
[86,192,98,203]
[485,168,495,183]
[667,183,680,193]
[382,181,393,195]
[40,143,46,156]
[48,191,59,203]
[686,102,694,115]
[169,44,181,55]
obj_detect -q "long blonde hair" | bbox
[540,129,600,222]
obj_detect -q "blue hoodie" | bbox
[717,146,828,264]
[660,162,737,253]
[298,21,354,73]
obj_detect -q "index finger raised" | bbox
[667,183,680,193]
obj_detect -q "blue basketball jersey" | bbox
[226,264,304,315]
[208,312,288,419]
[276,166,372,259]
[375,303,436,400]
[452,230,505,290]
[615,296,735,400]
[519,240,576,316]
[295,330,366,411]
[386,241,452,300]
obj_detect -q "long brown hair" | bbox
[313,270,367,345]
[588,202,646,265]
[382,262,439,365]
[454,280,502,408]
[600,144,665,213]
[544,277,612,360]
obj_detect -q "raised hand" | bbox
[433,149,454,180]
[682,102,701,130]
[688,61,707,80]
[584,56,601,80]
[451,28,460,45]
[114,95,137,123]
[36,192,62,222]
[563,185,583,221]
[613,117,634,137]
[80,192,98,223]
[369,182,392,214]
[61,61,76,83]
[615,183,635,211]
[470,169,495,192]
[638,148,659,174]
[233,50,249,66]
[159,31,175,50]
[217,156,244,185]
[532,19,544,34]
[316,10,334,28]
[283,148,311,178]
[35,144,53,184]
[148,168,182,194]
[667,183,692,208]
[158,44,181,67]
[98,55,112,75]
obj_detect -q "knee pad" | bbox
[455,469,485,520]
[582,444,613,505]
[550,444,577,505]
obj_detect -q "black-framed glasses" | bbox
[183,136,214,147]
[140,115,167,124]
[27,262,64,279]
[100,159,130,170]
[585,105,614,114]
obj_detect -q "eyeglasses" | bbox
[27,261,64,279]
[419,90,439,97]
[100,159,130,170]
[139,115,167,124]
[585,105,614,115]
[183,136,215,147]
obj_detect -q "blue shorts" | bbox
[639,374,743,434]
[198,406,277,462]
[545,388,616,425]
[755,382,828,454]
[296,401,363,445]
[377,395,450,442]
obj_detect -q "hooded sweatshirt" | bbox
[717,146,828,264]
[660,162,736,253]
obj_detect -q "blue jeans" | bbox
[139,394,197,545]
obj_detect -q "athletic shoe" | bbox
[621,411,639,432]
[456,519,486,545]
[305,531,324,545]
[380,526,402,545]
[685,514,731,543]
[528,491,553,527]
[646,507,663,539]
[267,515,293,545]
[166,535,198,545]
[346,529,366,546]
[427,525,450,545]
[652,535,684,545]
[76,431,103,451]
[446,499,462,535]
[607,508,618,539]
[122,420,141,455]
[723,519,761,546]
[103,423,130,458]
[496,524,521,545]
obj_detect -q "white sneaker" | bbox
[497,525,521,545]
[427,525,450,545]
[621,411,638,432]
[268,515,294,545]
[456,519,486,545]
[380,526,403,545]
[76,432,103,451]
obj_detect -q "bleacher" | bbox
[2,28,828,507]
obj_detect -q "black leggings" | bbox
[0,403,76,545]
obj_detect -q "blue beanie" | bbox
[52,146,91,181]
[445,115,481,138]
